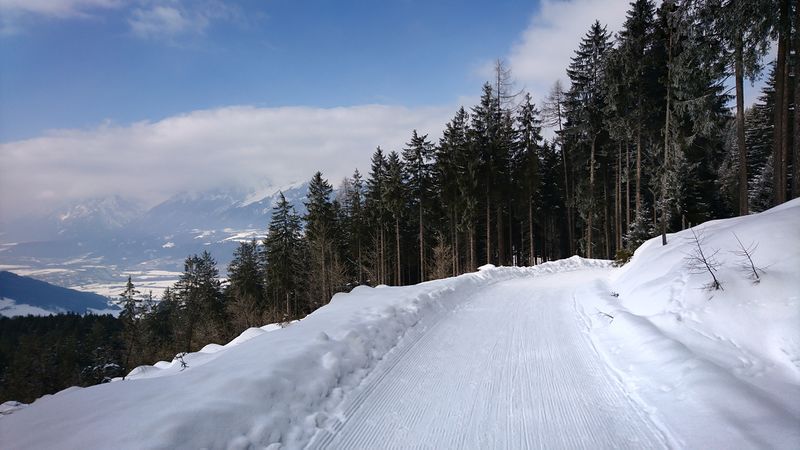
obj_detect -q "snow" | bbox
[240,180,304,207]
[1,200,798,449]
[0,297,61,317]
[123,323,287,381]
[0,258,606,449]
[576,198,800,448]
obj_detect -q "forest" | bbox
[1,0,795,405]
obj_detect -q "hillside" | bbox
[0,271,116,317]
[0,200,798,449]
[0,182,309,298]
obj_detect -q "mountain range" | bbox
[0,271,117,317]
[0,182,310,298]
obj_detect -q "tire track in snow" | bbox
[309,270,668,449]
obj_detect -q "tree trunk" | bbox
[774,0,789,205]
[321,243,328,305]
[395,217,401,285]
[636,127,642,218]
[588,136,596,259]
[662,23,672,246]
[469,225,476,271]
[616,142,622,251]
[380,227,386,285]
[794,0,800,199]
[485,197,491,264]
[735,36,748,215]
[451,212,458,276]
[356,233,362,284]
[561,143,573,256]
[496,206,504,265]
[528,199,535,265]
[419,204,425,282]
[626,141,630,232]
[603,167,611,259]
[508,208,514,267]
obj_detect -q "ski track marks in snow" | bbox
[308,272,668,449]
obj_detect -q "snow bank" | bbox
[576,199,800,448]
[0,257,605,450]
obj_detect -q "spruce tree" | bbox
[226,240,266,330]
[383,151,406,285]
[402,130,435,282]
[514,93,544,264]
[264,193,306,320]
[173,251,224,351]
[365,148,389,285]
[304,171,336,306]
[564,20,612,258]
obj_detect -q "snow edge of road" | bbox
[573,278,800,449]
[0,257,609,450]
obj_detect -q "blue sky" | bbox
[3,0,767,217]
[1,0,537,140]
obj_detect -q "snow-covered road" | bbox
[309,270,669,449]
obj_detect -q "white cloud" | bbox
[0,0,240,39]
[507,0,630,101]
[128,1,239,40]
[0,105,452,217]
[0,0,123,18]
[0,0,124,34]
[128,5,200,38]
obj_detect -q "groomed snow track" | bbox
[307,271,669,449]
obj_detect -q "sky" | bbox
[0,0,769,218]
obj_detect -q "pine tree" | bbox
[402,130,435,282]
[383,151,405,285]
[471,83,500,264]
[365,148,389,285]
[437,107,472,273]
[702,0,773,215]
[542,80,574,254]
[746,66,776,211]
[305,171,336,306]
[264,193,306,320]
[564,20,612,258]
[514,93,544,264]
[339,170,366,284]
[118,276,141,375]
[173,251,224,351]
[226,240,266,330]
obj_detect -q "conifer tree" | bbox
[339,170,366,283]
[564,20,612,257]
[118,276,141,374]
[437,107,473,273]
[402,130,435,281]
[383,151,406,285]
[305,171,336,306]
[365,148,389,285]
[173,251,224,351]
[514,93,544,264]
[227,240,266,330]
[471,83,500,264]
[264,192,306,319]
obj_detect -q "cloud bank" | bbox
[508,0,630,100]
[0,0,239,38]
[0,105,452,217]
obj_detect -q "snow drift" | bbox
[0,258,606,449]
[577,198,800,448]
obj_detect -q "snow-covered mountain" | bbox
[0,182,310,296]
[0,271,118,317]
[1,200,797,449]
